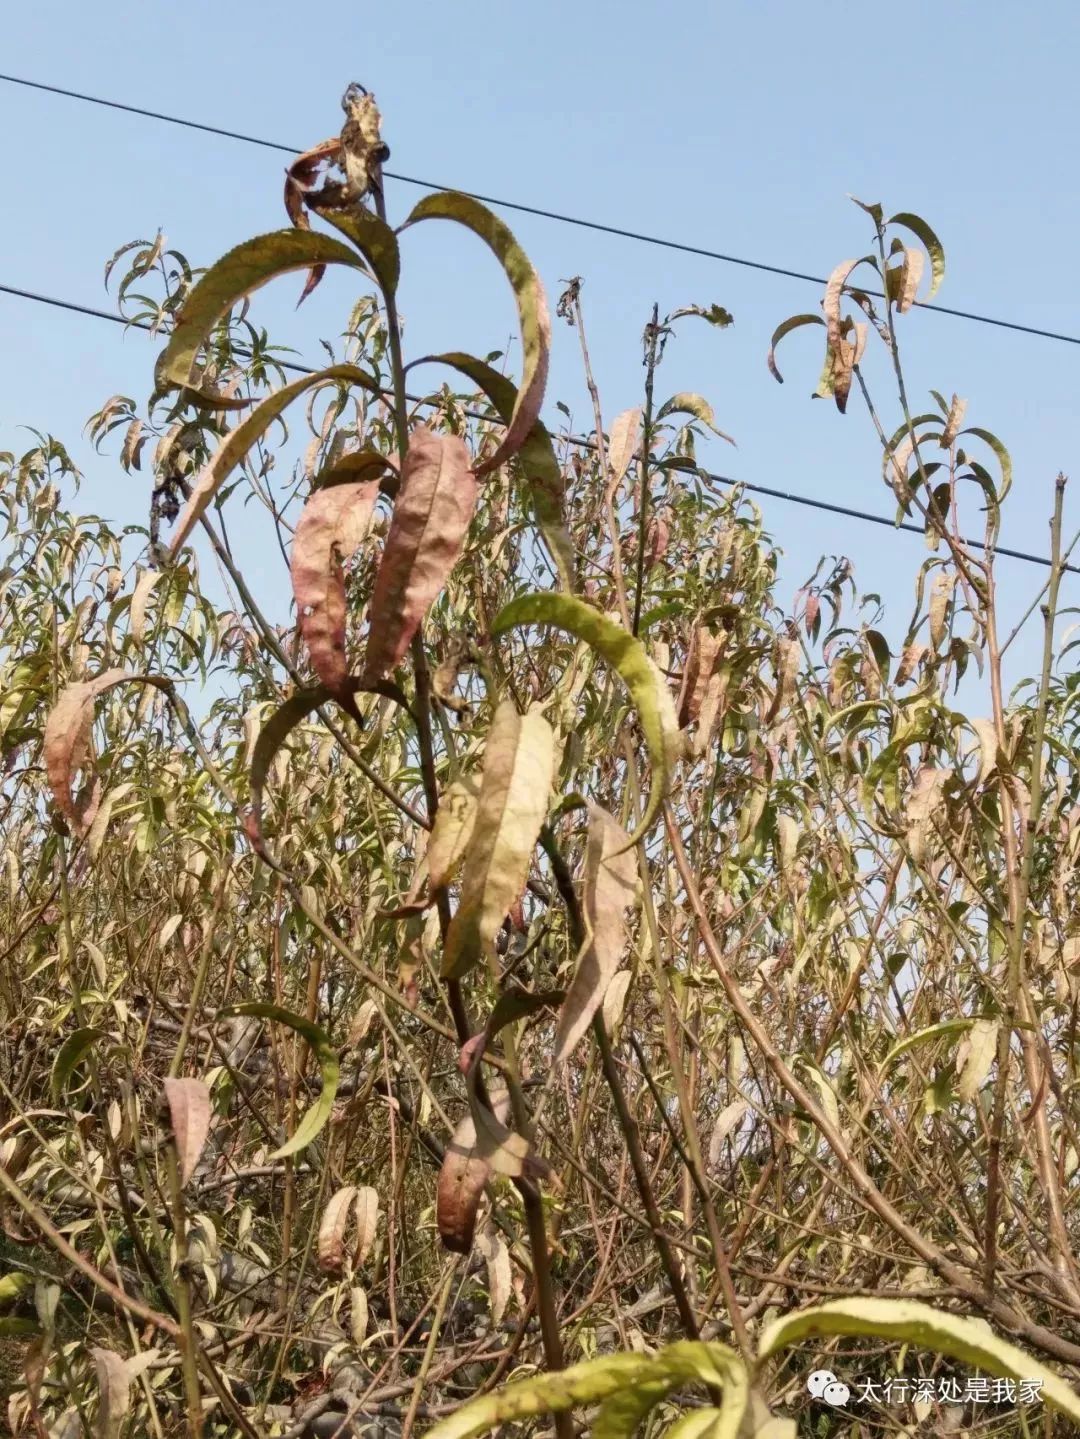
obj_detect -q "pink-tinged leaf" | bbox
[45,671,171,837]
[292,481,380,694]
[607,409,642,492]
[436,1089,512,1254]
[162,1077,212,1188]
[554,805,638,1064]
[318,1185,359,1274]
[362,426,477,683]
[401,194,550,479]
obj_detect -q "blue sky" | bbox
[2,0,1078,700]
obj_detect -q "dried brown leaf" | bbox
[362,426,477,683]
[162,1077,212,1188]
[676,626,725,727]
[291,480,379,694]
[428,775,481,890]
[554,805,638,1064]
[607,408,642,493]
[436,1089,511,1253]
[318,1185,359,1274]
[355,1185,380,1265]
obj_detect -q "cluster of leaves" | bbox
[2,90,1080,1439]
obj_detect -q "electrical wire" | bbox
[2,280,1074,575]
[3,71,1080,349]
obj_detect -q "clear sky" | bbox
[2,1,1078,702]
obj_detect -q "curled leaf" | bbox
[162,1077,212,1188]
[155,230,372,405]
[220,1003,338,1158]
[655,393,735,447]
[362,426,477,683]
[292,480,380,694]
[441,702,554,980]
[50,1028,104,1101]
[318,1185,358,1274]
[888,213,945,299]
[766,314,825,384]
[491,594,682,850]
[607,409,642,491]
[477,1224,512,1325]
[354,1185,380,1265]
[436,1088,512,1253]
[401,194,550,479]
[554,805,638,1064]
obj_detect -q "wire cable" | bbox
[3,72,1080,349]
[2,281,1074,575]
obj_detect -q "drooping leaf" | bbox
[155,230,372,405]
[354,1185,380,1265]
[602,970,633,1039]
[220,1003,338,1159]
[427,774,481,890]
[607,408,642,490]
[362,425,477,683]
[677,625,725,728]
[350,1286,369,1346]
[491,594,682,849]
[417,352,572,589]
[441,702,554,979]
[655,393,735,447]
[956,1018,999,1102]
[247,683,339,853]
[757,1298,1080,1425]
[50,1028,105,1101]
[162,1077,212,1188]
[128,568,164,646]
[888,213,946,298]
[401,194,550,479]
[302,207,400,303]
[168,364,382,556]
[904,766,949,865]
[92,1347,130,1439]
[45,671,171,837]
[708,1100,749,1170]
[436,1088,512,1253]
[878,1019,980,1074]
[554,805,638,1064]
[291,480,380,694]
[477,1223,512,1325]
[318,1185,359,1274]
[767,313,827,385]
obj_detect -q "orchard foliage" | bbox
[1,88,1079,1437]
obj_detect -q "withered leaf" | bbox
[318,1185,358,1274]
[436,1088,512,1253]
[607,409,642,493]
[291,480,379,695]
[162,1077,212,1188]
[554,805,638,1064]
[441,703,554,979]
[428,775,481,890]
[362,426,477,683]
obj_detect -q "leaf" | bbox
[354,1185,380,1265]
[602,970,632,1039]
[418,352,572,590]
[895,247,925,313]
[92,1347,130,1439]
[905,766,948,865]
[428,775,481,889]
[879,1019,979,1074]
[607,409,642,490]
[50,1028,104,1101]
[168,364,382,556]
[888,213,946,298]
[155,230,372,404]
[302,206,401,302]
[436,1088,512,1253]
[401,194,550,479]
[708,1100,749,1170]
[362,425,477,683]
[220,1003,338,1158]
[442,702,554,980]
[554,804,638,1064]
[292,480,380,694]
[766,314,825,384]
[350,1286,369,1346]
[655,393,735,447]
[477,1223,512,1325]
[757,1298,1080,1425]
[128,569,163,645]
[45,671,171,836]
[162,1077,212,1188]
[318,1185,358,1274]
[247,684,338,852]
[491,594,682,849]
[0,1273,31,1307]
[957,1018,999,1102]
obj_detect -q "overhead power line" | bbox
[2,281,1074,576]
[2,71,1080,350]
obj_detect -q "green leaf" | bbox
[401,194,549,479]
[155,230,372,404]
[756,1298,1080,1425]
[168,364,382,555]
[878,1019,977,1074]
[887,213,945,299]
[219,1003,338,1158]
[305,206,400,298]
[766,314,826,384]
[655,393,735,447]
[493,595,681,850]
[0,1272,32,1308]
[593,1379,674,1439]
[50,1027,105,1101]
[418,351,573,590]
[959,426,1013,504]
